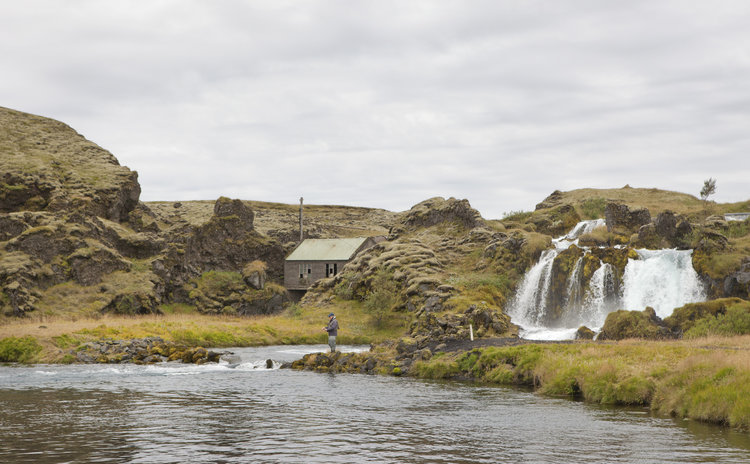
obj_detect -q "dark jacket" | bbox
[325,317,339,336]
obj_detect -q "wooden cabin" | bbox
[284,237,379,293]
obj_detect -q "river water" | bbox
[1,345,749,463]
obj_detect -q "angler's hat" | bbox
[328,313,335,317]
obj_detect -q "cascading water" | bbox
[508,219,706,340]
[622,249,706,318]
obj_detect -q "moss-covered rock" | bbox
[101,291,160,315]
[575,326,595,340]
[598,307,676,340]
[73,337,223,364]
[529,204,581,237]
[394,197,484,233]
[663,298,748,334]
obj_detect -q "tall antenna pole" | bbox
[299,196,304,242]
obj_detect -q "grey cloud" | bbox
[0,0,748,218]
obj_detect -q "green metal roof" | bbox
[286,238,369,261]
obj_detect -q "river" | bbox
[1,345,749,463]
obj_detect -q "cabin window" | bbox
[326,263,339,277]
[299,263,311,279]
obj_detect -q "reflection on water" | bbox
[1,345,749,463]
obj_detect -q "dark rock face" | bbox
[0,214,29,241]
[68,246,131,286]
[605,203,651,233]
[637,211,693,249]
[723,260,750,299]
[182,198,283,277]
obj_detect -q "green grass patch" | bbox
[684,303,750,338]
[0,336,43,363]
[580,197,607,220]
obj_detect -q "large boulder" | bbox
[605,202,651,234]
[598,307,676,340]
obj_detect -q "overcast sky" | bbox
[1,1,748,218]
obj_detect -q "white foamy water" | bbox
[622,249,706,318]
[510,220,706,340]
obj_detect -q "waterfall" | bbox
[579,262,616,327]
[508,220,706,340]
[510,249,558,327]
[621,249,705,318]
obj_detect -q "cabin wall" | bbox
[284,260,348,290]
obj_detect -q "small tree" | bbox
[700,178,717,208]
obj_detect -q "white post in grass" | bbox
[470,324,474,341]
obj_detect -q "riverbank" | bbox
[0,306,406,363]
[290,335,750,430]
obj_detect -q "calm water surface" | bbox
[1,345,749,463]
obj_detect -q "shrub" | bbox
[502,210,533,222]
[0,336,42,363]
[333,273,358,300]
[364,268,398,327]
[192,270,244,294]
[665,298,747,333]
[580,197,607,220]
[684,303,750,338]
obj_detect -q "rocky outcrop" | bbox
[182,197,284,278]
[535,190,565,210]
[636,211,693,249]
[529,204,582,236]
[68,244,131,286]
[723,259,750,298]
[287,350,398,375]
[72,337,223,364]
[605,202,651,233]
[392,197,484,235]
[410,304,514,347]
[0,106,141,221]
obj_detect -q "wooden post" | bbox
[299,197,304,242]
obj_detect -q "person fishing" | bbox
[323,312,339,353]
